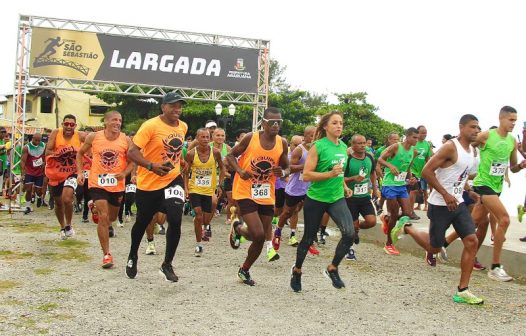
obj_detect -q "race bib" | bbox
[125,184,137,193]
[394,171,407,182]
[196,176,212,187]
[299,172,304,181]
[32,157,43,167]
[490,161,506,176]
[164,184,185,202]
[251,183,271,199]
[83,170,89,179]
[98,174,117,187]
[64,177,78,189]
[353,183,368,195]
[451,182,464,198]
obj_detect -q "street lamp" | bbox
[215,103,236,132]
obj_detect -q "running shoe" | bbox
[308,245,320,255]
[117,221,124,228]
[518,204,525,223]
[145,241,156,255]
[409,211,420,220]
[267,247,280,262]
[228,219,242,250]
[288,235,299,247]
[453,289,484,305]
[383,244,400,256]
[425,252,436,267]
[346,248,357,261]
[205,227,212,238]
[272,235,281,251]
[473,259,486,271]
[60,229,67,240]
[201,233,210,242]
[125,258,137,279]
[390,216,410,244]
[102,254,114,269]
[318,232,326,245]
[290,265,302,292]
[159,263,178,282]
[488,266,513,282]
[323,268,345,289]
[23,206,31,215]
[438,247,449,263]
[125,214,131,223]
[271,217,278,225]
[238,267,255,286]
[381,214,390,235]
[354,232,360,245]
[109,226,115,238]
[81,218,89,223]
[194,245,203,257]
[65,227,75,238]
[158,225,166,235]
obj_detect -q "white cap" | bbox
[205,121,217,128]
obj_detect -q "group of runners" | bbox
[8,90,526,305]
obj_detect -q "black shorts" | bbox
[285,192,305,208]
[49,175,77,198]
[346,197,376,221]
[89,188,124,207]
[136,175,184,215]
[223,173,234,192]
[427,203,476,248]
[24,174,44,187]
[462,191,475,206]
[473,185,501,197]
[275,187,285,209]
[237,199,274,217]
[189,193,212,213]
[407,178,421,191]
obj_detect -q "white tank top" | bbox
[428,138,475,206]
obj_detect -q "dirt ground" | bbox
[1,206,526,335]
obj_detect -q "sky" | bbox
[1,0,525,214]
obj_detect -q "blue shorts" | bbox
[382,185,409,200]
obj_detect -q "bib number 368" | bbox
[251,184,270,199]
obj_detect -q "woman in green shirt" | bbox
[290,111,354,292]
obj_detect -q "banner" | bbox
[29,27,259,93]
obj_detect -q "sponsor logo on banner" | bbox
[228,58,252,80]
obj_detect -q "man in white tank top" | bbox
[389,114,484,305]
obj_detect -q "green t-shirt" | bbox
[473,129,515,193]
[345,153,375,198]
[307,137,348,203]
[411,140,431,178]
[11,145,22,175]
[374,145,386,161]
[383,143,414,187]
[0,139,7,164]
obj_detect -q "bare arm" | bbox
[127,142,170,177]
[20,146,28,177]
[226,133,253,180]
[213,149,226,186]
[76,133,95,185]
[45,130,58,157]
[421,143,459,210]
[183,149,195,196]
[271,138,289,177]
[289,146,304,173]
[510,139,526,173]
[378,143,400,176]
[117,137,136,180]
[302,144,342,182]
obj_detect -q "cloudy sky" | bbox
[1,0,525,213]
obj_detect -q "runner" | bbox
[290,111,354,292]
[471,106,525,281]
[227,107,289,286]
[377,127,419,255]
[125,92,188,282]
[273,129,315,252]
[184,127,225,257]
[45,114,87,239]
[223,130,247,225]
[344,134,379,261]
[390,114,483,304]
[20,133,45,214]
[409,125,433,217]
[76,111,133,268]
[375,132,400,215]
[209,127,230,222]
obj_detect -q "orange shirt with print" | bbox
[133,116,187,191]
[233,132,283,205]
[45,129,81,186]
[88,131,128,192]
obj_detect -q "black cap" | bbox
[162,92,186,104]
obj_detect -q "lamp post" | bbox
[215,103,236,133]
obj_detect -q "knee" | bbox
[463,234,478,251]
[252,230,265,244]
[98,212,109,224]
[500,215,510,228]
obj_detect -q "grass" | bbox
[0,280,18,293]
[10,223,55,233]
[2,299,23,306]
[45,288,71,293]
[37,303,59,312]
[42,239,90,249]
[40,251,90,262]
[0,250,34,260]
[33,268,54,276]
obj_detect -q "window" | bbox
[90,105,110,115]
[25,100,32,113]
[41,96,53,114]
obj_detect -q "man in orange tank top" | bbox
[76,111,134,269]
[226,107,289,286]
[45,114,87,240]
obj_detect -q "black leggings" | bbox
[118,191,136,223]
[128,176,184,264]
[295,197,354,269]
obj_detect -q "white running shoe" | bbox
[488,266,513,282]
[65,227,75,238]
[60,229,67,240]
[145,241,157,255]
[194,245,203,257]
[438,247,449,263]
[117,221,124,228]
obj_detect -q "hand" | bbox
[114,172,125,180]
[374,188,381,199]
[271,166,284,177]
[344,188,353,198]
[77,174,85,186]
[505,175,511,188]
[184,188,189,200]
[519,160,526,169]
[331,164,343,177]
[389,165,400,176]
[238,169,253,180]
[354,175,365,182]
[443,192,459,211]
[131,175,137,184]
[151,163,171,177]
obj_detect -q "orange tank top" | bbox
[233,132,284,205]
[88,131,128,192]
[45,129,81,186]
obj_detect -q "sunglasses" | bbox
[263,118,283,126]
[63,122,76,127]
